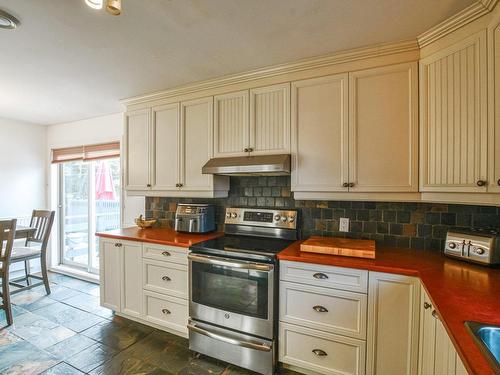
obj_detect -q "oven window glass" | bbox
[191,262,269,319]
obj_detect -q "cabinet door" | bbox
[151,103,180,191]
[366,272,420,375]
[418,288,437,375]
[125,109,151,190]
[99,238,122,312]
[291,74,349,192]
[214,90,249,157]
[349,63,418,192]
[250,83,291,155]
[121,241,143,318]
[180,97,213,191]
[488,14,500,192]
[420,30,488,192]
[434,317,457,375]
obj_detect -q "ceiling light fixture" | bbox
[106,0,122,16]
[0,9,20,30]
[85,0,103,10]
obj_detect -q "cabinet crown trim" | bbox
[121,39,418,106]
[417,0,499,47]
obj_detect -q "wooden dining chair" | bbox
[10,210,55,295]
[0,219,17,326]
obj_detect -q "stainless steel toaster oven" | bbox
[444,229,500,266]
[175,204,216,233]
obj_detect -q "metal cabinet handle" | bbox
[147,184,151,187]
[312,349,327,357]
[188,253,273,271]
[348,182,355,188]
[178,183,183,188]
[248,148,253,152]
[313,305,328,313]
[497,179,500,186]
[114,243,122,247]
[431,310,440,320]
[313,272,328,280]
[342,182,349,188]
[175,183,179,187]
[476,180,486,187]
[162,308,171,315]
[423,302,432,310]
[162,276,171,281]
[161,251,171,257]
[244,148,249,152]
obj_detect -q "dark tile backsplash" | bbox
[145,176,500,251]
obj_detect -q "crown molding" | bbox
[418,0,499,47]
[121,39,418,106]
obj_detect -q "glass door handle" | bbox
[188,254,273,271]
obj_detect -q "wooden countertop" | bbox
[278,241,500,375]
[96,227,222,248]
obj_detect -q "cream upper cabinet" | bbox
[420,30,488,193]
[348,63,418,192]
[180,97,214,191]
[250,83,291,155]
[125,109,150,190]
[366,272,420,375]
[214,90,249,157]
[151,103,180,191]
[291,74,349,192]
[488,14,500,193]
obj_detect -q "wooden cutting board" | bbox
[300,236,376,259]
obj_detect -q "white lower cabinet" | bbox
[418,288,469,375]
[366,272,420,375]
[279,261,368,375]
[99,237,188,337]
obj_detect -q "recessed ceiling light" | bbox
[85,0,103,10]
[0,9,19,30]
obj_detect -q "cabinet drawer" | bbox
[280,323,366,375]
[142,243,188,265]
[143,259,188,299]
[280,261,368,293]
[280,282,367,339]
[143,291,188,334]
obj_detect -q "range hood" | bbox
[202,154,291,176]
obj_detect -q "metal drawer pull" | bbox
[161,251,171,257]
[187,321,272,352]
[431,310,440,320]
[162,309,171,315]
[162,276,171,281]
[476,180,486,187]
[423,302,432,310]
[114,243,122,247]
[188,254,273,271]
[313,305,328,313]
[312,349,327,357]
[313,272,328,280]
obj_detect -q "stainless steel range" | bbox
[188,207,298,375]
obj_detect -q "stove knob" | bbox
[288,216,295,223]
[281,216,287,222]
[448,242,457,249]
[231,212,237,218]
[475,247,485,255]
[274,214,281,221]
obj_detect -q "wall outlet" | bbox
[339,217,350,232]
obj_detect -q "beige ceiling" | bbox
[0,0,474,125]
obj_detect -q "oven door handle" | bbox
[187,321,272,352]
[188,254,273,271]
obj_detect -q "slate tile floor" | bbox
[0,273,297,375]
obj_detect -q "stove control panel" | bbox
[444,230,499,266]
[224,207,298,229]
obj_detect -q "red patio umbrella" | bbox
[95,161,116,201]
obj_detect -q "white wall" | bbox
[0,117,47,218]
[46,112,144,228]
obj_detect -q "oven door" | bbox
[188,253,274,339]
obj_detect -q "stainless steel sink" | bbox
[465,321,500,374]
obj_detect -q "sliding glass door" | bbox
[59,158,121,274]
